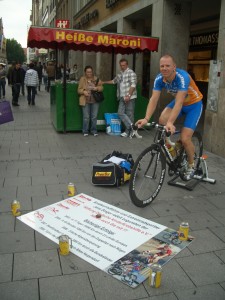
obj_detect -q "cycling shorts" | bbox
[167,100,203,130]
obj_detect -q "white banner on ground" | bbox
[18,193,166,270]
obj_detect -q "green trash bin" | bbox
[50,82,150,132]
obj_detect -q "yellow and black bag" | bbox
[92,151,134,187]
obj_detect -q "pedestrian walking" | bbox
[0,63,6,99]
[10,62,24,106]
[24,63,39,105]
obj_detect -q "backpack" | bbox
[92,151,134,186]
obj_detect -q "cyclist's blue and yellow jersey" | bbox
[153,68,203,106]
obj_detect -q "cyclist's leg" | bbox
[180,127,194,163]
[159,99,182,125]
[180,101,203,179]
[181,101,203,164]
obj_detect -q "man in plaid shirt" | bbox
[103,58,142,138]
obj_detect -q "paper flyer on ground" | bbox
[18,193,194,288]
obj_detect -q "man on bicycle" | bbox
[136,54,203,180]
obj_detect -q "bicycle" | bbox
[129,122,203,207]
[162,232,182,245]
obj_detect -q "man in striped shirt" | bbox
[104,58,141,138]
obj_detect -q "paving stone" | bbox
[60,252,98,274]
[0,213,15,232]
[0,169,18,177]
[88,270,149,300]
[58,173,87,184]
[176,252,225,286]
[206,193,225,209]
[7,160,31,169]
[178,195,218,212]
[43,166,69,176]
[15,217,33,231]
[0,186,17,201]
[4,176,31,187]
[30,160,54,169]
[32,194,63,210]
[0,279,39,300]
[143,260,195,296]
[150,215,183,230]
[174,283,225,300]
[208,208,225,226]
[151,201,189,216]
[18,167,44,176]
[178,211,222,230]
[0,254,13,283]
[210,226,225,242]
[17,185,47,198]
[13,249,61,280]
[40,151,63,159]
[143,294,178,300]
[187,229,225,254]
[0,231,35,254]
[32,175,59,186]
[35,231,58,250]
[215,249,225,263]
[46,183,71,196]
[39,273,95,300]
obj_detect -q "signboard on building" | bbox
[189,31,218,48]
[56,19,70,29]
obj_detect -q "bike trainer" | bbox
[167,156,216,191]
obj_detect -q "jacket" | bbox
[24,69,39,87]
[46,64,56,78]
[78,76,103,106]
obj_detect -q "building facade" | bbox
[31,0,225,158]
[0,18,7,64]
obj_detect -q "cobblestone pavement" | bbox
[0,84,225,300]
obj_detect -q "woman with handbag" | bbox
[78,66,103,137]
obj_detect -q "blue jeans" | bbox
[118,97,136,134]
[27,86,36,104]
[82,102,100,134]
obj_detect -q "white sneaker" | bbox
[94,133,98,137]
[183,165,195,181]
[83,133,88,137]
[121,132,128,137]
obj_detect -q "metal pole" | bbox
[111,48,115,78]
[133,53,136,71]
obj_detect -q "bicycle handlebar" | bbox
[148,122,171,137]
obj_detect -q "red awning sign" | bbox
[27,26,159,54]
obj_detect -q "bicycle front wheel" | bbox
[129,144,166,207]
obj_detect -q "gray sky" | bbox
[0,0,32,48]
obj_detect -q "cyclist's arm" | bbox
[165,91,186,133]
[136,90,161,128]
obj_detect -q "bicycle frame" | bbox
[151,124,187,175]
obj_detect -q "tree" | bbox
[6,38,26,64]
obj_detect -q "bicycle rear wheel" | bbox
[192,131,203,170]
[129,144,166,207]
